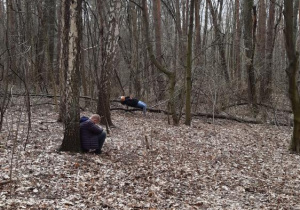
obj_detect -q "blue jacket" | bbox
[80,118,103,150]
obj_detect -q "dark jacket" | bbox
[80,119,103,150]
[80,116,89,123]
[121,96,139,107]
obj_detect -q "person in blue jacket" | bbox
[80,114,106,154]
[120,95,147,116]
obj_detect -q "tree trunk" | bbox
[185,0,195,126]
[284,0,300,153]
[261,0,275,105]
[97,0,121,126]
[35,1,48,93]
[60,0,82,152]
[153,0,165,100]
[234,0,241,85]
[298,1,300,50]
[243,1,258,114]
[130,3,141,99]
[202,1,208,65]
[257,0,267,104]
[58,0,68,123]
[6,0,17,84]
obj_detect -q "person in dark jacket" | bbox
[80,114,106,154]
[120,95,147,116]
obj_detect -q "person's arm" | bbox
[87,121,103,134]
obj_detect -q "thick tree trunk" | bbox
[60,0,82,152]
[243,1,258,114]
[284,0,300,153]
[96,0,121,126]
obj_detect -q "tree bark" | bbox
[243,1,258,114]
[194,0,201,61]
[202,1,208,65]
[58,0,68,123]
[6,0,17,85]
[261,0,275,105]
[96,0,121,127]
[60,0,82,152]
[153,0,165,100]
[284,0,300,153]
[185,0,195,126]
[233,0,241,84]
[257,0,267,104]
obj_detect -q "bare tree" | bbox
[261,0,275,106]
[58,0,68,123]
[233,0,241,85]
[243,0,258,114]
[283,0,300,152]
[185,0,195,126]
[257,0,267,104]
[6,0,17,84]
[153,0,165,100]
[60,0,82,152]
[96,0,121,127]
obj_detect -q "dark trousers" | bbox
[95,131,106,154]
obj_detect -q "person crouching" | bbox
[80,114,106,154]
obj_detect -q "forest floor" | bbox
[1,101,299,209]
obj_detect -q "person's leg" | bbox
[95,131,106,154]
[137,101,147,116]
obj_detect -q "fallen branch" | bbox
[110,107,262,124]
[110,107,169,114]
[222,102,292,114]
[193,112,262,124]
